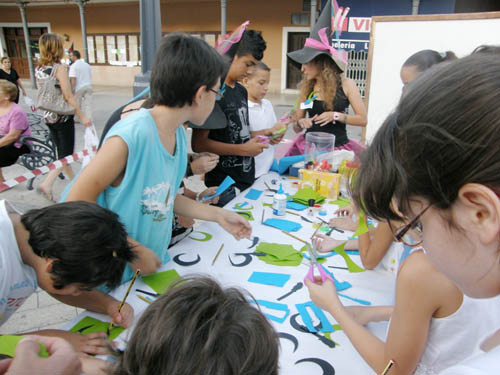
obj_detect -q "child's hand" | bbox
[304,278,341,312]
[107,300,134,328]
[242,137,269,157]
[216,209,252,240]
[329,217,358,232]
[80,355,110,375]
[335,204,355,217]
[191,152,219,174]
[130,244,161,275]
[312,234,345,253]
[176,215,195,228]
[199,187,219,204]
[271,119,290,134]
[55,331,110,355]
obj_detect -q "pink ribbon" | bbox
[304,27,348,65]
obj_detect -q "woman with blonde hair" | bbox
[286,3,366,156]
[36,33,91,201]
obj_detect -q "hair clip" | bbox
[112,250,118,258]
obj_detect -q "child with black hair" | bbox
[110,277,279,375]
[192,26,268,206]
[66,33,251,284]
[0,200,136,355]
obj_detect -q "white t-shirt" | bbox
[248,98,277,178]
[439,345,500,375]
[68,59,92,92]
[0,200,37,327]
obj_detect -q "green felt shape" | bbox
[299,245,327,264]
[69,316,124,341]
[328,197,351,208]
[236,211,254,221]
[142,269,182,294]
[255,242,304,267]
[353,210,370,237]
[332,242,365,273]
[234,203,254,210]
[188,231,213,242]
[0,335,50,358]
[263,203,273,208]
[291,188,325,205]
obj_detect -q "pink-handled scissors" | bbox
[304,242,334,283]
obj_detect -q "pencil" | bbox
[137,294,153,304]
[264,181,272,190]
[136,288,160,297]
[211,243,224,265]
[311,225,321,239]
[107,269,140,335]
[261,209,265,224]
[286,210,300,216]
[280,229,308,245]
[380,359,396,375]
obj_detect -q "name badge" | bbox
[300,101,314,110]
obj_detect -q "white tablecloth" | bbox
[65,172,396,374]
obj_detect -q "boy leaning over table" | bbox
[0,199,136,356]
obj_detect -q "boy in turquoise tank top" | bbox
[66,34,252,284]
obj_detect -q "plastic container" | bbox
[304,132,335,167]
[272,184,286,216]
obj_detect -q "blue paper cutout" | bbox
[239,201,248,208]
[286,201,308,211]
[323,267,352,292]
[250,300,290,323]
[203,176,235,201]
[338,293,371,305]
[263,218,302,232]
[245,188,263,200]
[248,272,291,287]
[296,302,334,332]
[270,155,306,175]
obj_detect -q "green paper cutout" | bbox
[188,231,213,242]
[236,211,254,221]
[353,210,369,237]
[234,203,254,210]
[0,335,50,358]
[333,243,365,273]
[328,197,351,208]
[142,269,182,294]
[255,242,304,267]
[332,324,342,331]
[69,316,124,341]
[291,188,326,206]
[299,245,326,264]
[263,203,273,208]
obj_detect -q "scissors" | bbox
[304,242,334,284]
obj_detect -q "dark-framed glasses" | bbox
[393,204,431,247]
[210,83,226,101]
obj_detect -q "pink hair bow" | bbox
[304,27,348,65]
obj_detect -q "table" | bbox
[65,172,396,374]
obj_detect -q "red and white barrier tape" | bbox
[0,146,97,193]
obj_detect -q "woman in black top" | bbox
[0,57,27,104]
[291,53,367,153]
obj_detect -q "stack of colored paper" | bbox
[254,242,303,267]
[291,188,326,205]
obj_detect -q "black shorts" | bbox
[0,143,30,167]
[46,116,75,159]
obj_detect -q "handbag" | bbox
[36,64,75,115]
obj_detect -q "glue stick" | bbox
[272,184,286,216]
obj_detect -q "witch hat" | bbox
[288,0,349,72]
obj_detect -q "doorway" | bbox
[281,27,309,93]
[3,27,48,78]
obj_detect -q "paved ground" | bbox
[0,80,362,335]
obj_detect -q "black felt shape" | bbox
[173,253,201,266]
[248,236,259,249]
[295,358,335,375]
[278,332,299,352]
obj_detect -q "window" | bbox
[86,33,140,66]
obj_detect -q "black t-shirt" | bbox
[306,85,350,146]
[205,82,255,191]
[0,68,19,86]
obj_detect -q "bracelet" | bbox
[195,191,202,202]
[344,114,348,123]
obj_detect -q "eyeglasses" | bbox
[393,204,431,247]
[209,85,225,101]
